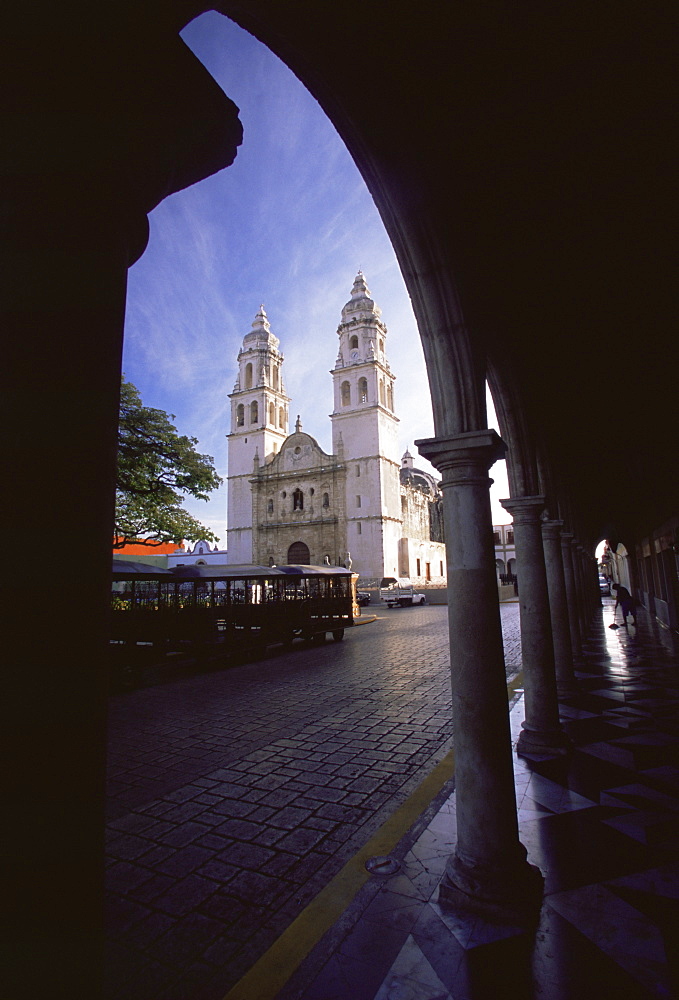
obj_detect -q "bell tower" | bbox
[330,272,401,582]
[227,307,290,563]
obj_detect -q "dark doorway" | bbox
[287,541,311,564]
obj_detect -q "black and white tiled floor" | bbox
[284,602,679,1000]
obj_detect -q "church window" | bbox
[267,498,274,514]
[322,492,329,508]
[350,335,359,350]
[250,400,258,423]
[358,377,368,403]
[416,558,421,577]
[272,365,279,389]
[236,403,244,427]
[278,406,285,428]
[426,562,431,581]
[293,488,304,510]
[379,379,386,405]
[245,363,253,389]
[357,523,362,535]
[281,491,286,498]
[341,381,351,406]
[355,465,360,477]
[507,530,514,544]
[379,338,385,355]
[269,402,275,425]
[310,488,315,496]
[387,383,394,410]
[356,495,361,508]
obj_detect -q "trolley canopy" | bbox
[165,564,355,579]
[112,559,173,579]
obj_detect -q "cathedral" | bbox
[226,272,447,586]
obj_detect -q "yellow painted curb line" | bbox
[223,671,524,1000]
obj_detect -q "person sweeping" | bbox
[612,583,635,626]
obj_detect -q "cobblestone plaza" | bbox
[105,605,522,998]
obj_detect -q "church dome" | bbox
[242,305,280,350]
[400,460,440,497]
[340,271,382,323]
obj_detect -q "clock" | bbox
[350,349,360,361]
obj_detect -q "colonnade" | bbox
[417,434,602,922]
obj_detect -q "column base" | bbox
[517,724,572,757]
[438,850,544,925]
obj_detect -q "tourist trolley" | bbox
[110,562,359,678]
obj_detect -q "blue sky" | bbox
[122,12,509,546]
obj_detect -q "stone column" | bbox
[417,431,542,922]
[541,518,578,696]
[501,497,570,755]
[560,531,583,662]
[572,539,589,639]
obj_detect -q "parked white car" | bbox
[379,577,427,607]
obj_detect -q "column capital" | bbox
[560,530,574,543]
[499,495,546,524]
[416,429,506,478]
[541,518,564,539]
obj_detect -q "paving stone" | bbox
[217,841,277,870]
[198,890,250,925]
[210,798,257,818]
[139,845,178,868]
[108,812,158,835]
[106,861,160,894]
[207,781,248,798]
[225,870,286,909]
[194,833,231,852]
[274,826,329,855]
[314,802,369,823]
[105,894,151,936]
[252,825,289,848]
[128,872,175,904]
[159,801,208,824]
[163,786,201,804]
[155,845,214,877]
[121,909,175,947]
[285,852,330,884]
[213,817,265,841]
[300,786,347,803]
[195,858,239,884]
[140,820,176,841]
[108,833,155,861]
[160,822,213,848]
[266,804,314,829]
[149,912,227,965]
[260,850,298,877]
[152,874,220,916]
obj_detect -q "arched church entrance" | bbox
[287,541,310,564]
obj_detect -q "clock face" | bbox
[351,349,360,361]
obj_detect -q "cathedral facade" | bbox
[226,273,447,587]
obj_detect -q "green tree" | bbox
[114,378,222,549]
